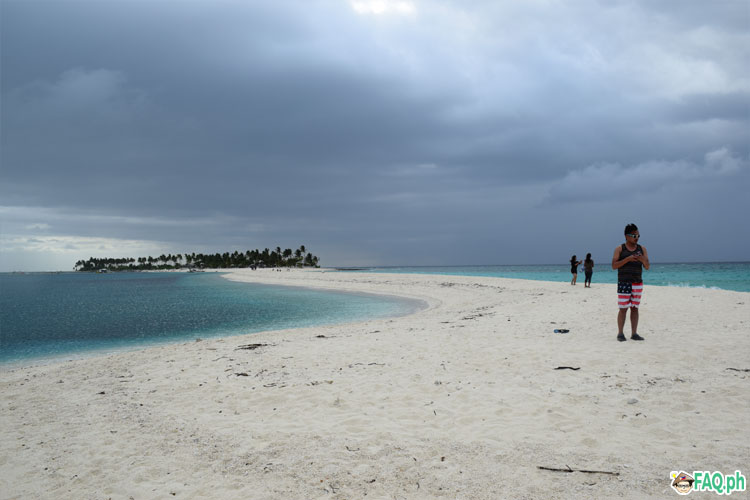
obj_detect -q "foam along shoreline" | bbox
[1,268,748,499]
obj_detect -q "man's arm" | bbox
[637,245,650,270]
[612,246,622,270]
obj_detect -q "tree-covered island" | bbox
[74,245,319,272]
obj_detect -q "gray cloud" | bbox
[547,148,749,203]
[1,0,749,270]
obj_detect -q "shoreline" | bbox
[323,264,750,293]
[0,269,427,371]
[5,260,749,295]
[1,270,748,499]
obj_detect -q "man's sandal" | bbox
[631,333,645,341]
[617,333,627,342]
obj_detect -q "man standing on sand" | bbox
[612,223,650,342]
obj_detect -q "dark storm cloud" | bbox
[547,147,750,203]
[2,0,749,270]
[664,91,750,123]
[2,1,461,215]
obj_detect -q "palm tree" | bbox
[74,245,320,272]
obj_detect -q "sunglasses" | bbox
[627,234,640,238]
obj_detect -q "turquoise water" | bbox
[343,262,750,293]
[0,272,421,364]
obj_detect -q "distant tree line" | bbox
[74,245,320,272]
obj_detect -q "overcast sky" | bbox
[2,0,749,271]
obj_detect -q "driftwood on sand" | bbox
[537,465,619,476]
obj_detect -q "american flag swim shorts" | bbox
[617,282,643,309]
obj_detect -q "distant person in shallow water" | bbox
[570,255,582,285]
[583,253,594,288]
[612,223,650,342]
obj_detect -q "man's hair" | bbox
[624,223,638,235]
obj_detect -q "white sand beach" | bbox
[1,269,748,499]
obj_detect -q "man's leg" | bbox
[617,308,627,341]
[629,307,639,334]
[617,309,627,334]
[617,282,633,341]
[629,307,645,340]
[629,284,644,340]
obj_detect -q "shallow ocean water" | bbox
[0,271,421,364]
[349,262,750,292]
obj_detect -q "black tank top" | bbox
[618,244,643,283]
